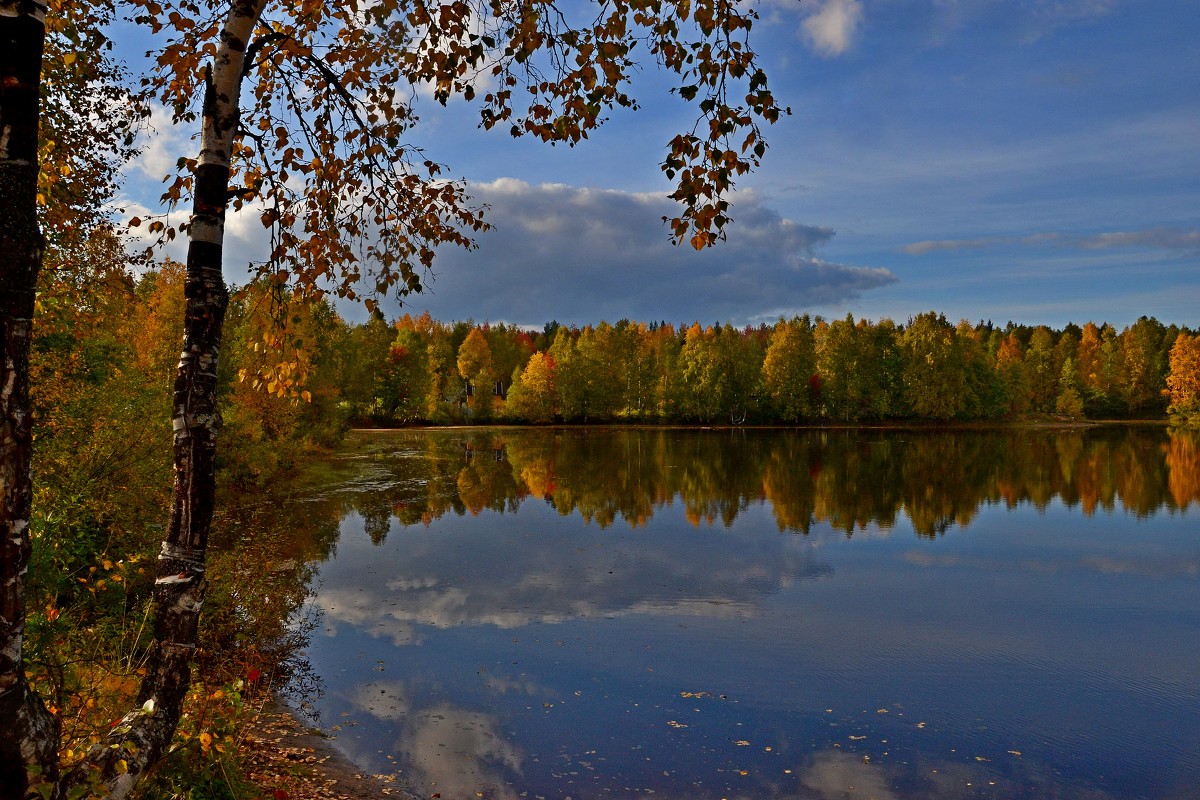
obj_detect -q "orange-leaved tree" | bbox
[6,0,786,795]
[1166,332,1200,425]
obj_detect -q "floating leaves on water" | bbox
[849,735,867,741]
[1008,750,1023,757]
[975,756,991,762]
[734,740,750,746]
[667,720,688,728]
[916,722,927,729]
[681,691,714,699]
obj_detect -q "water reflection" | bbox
[291,426,1200,800]
[333,426,1200,542]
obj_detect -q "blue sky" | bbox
[117,0,1199,329]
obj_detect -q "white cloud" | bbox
[801,0,864,56]
[123,102,195,185]
[1078,228,1200,251]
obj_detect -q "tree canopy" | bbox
[3,0,789,795]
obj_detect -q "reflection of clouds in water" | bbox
[483,674,547,697]
[800,751,897,799]
[315,522,830,641]
[397,704,523,800]
[903,549,1200,580]
[345,679,410,721]
[792,751,1108,800]
[314,587,423,646]
[314,513,830,642]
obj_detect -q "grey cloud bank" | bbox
[394,179,896,327]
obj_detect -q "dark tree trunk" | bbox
[0,4,60,797]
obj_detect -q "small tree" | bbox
[1055,356,1085,419]
[762,317,815,423]
[458,327,495,418]
[507,351,559,423]
[1166,332,1200,426]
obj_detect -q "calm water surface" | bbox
[288,427,1200,799]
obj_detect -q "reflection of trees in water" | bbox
[207,494,339,699]
[333,427,1198,540]
[1166,428,1200,508]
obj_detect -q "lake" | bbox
[284,426,1200,799]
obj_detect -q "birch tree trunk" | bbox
[71,3,268,796]
[0,3,61,797]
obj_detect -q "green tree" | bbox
[1025,326,1058,412]
[543,328,578,420]
[335,316,394,420]
[762,317,815,423]
[458,327,495,420]
[900,313,967,420]
[567,323,623,420]
[1121,316,1169,415]
[424,320,461,420]
[380,326,431,423]
[864,318,906,418]
[615,321,656,419]
[650,324,686,421]
[815,314,863,420]
[995,333,1031,415]
[1055,356,1085,419]
[957,320,1005,419]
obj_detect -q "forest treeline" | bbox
[296,306,1200,427]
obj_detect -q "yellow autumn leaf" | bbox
[199,731,213,753]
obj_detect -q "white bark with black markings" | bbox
[69,3,269,797]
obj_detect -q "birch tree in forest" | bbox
[2,0,785,794]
